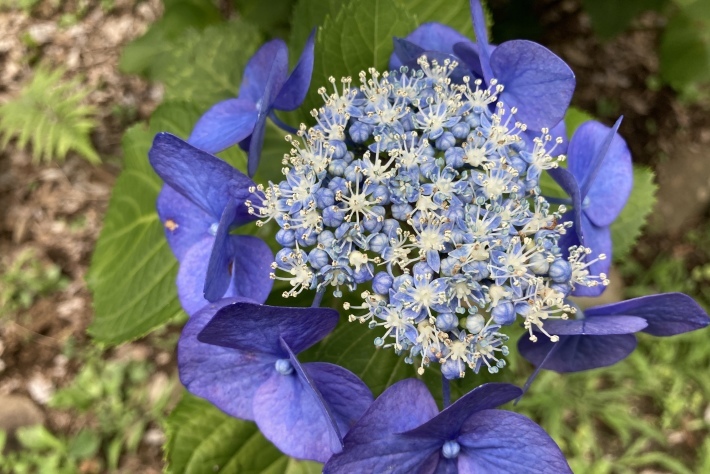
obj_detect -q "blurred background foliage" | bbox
[1,0,709,473]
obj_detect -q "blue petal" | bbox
[403,383,521,440]
[197,302,340,357]
[149,133,258,224]
[392,39,472,83]
[540,315,648,336]
[490,40,575,131]
[204,199,238,302]
[187,98,258,154]
[457,410,572,473]
[251,338,370,463]
[452,41,485,78]
[273,29,316,111]
[584,293,710,337]
[570,216,611,298]
[253,370,336,462]
[177,236,235,315]
[547,171,583,243]
[231,235,274,304]
[304,362,374,448]
[157,185,213,261]
[469,0,493,82]
[323,379,440,473]
[246,43,289,177]
[238,39,289,105]
[567,120,632,226]
[518,332,638,372]
[389,22,472,69]
[177,297,272,421]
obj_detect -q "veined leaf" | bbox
[305,0,417,112]
[161,21,263,109]
[165,393,322,474]
[87,103,207,345]
[610,166,657,261]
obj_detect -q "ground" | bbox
[0,0,708,472]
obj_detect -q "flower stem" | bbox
[442,374,451,409]
[312,288,325,308]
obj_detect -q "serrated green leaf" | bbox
[160,20,263,109]
[407,0,474,38]
[87,102,205,345]
[289,0,344,71]
[165,393,322,474]
[611,166,657,261]
[119,0,222,77]
[660,1,710,92]
[305,0,418,112]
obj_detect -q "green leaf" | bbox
[660,0,710,92]
[305,0,418,112]
[234,0,295,39]
[290,0,343,65]
[16,425,64,452]
[119,0,222,77]
[610,166,658,261]
[160,21,263,109]
[87,102,205,345]
[407,0,474,38]
[563,106,595,139]
[581,0,668,39]
[66,429,100,459]
[165,393,322,474]
[0,66,99,164]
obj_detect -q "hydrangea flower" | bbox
[250,60,607,380]
[518,293,710,372]
[150,133,273,313]
[178,298,374,462]
[188,32,315,176]
[390,0,575,135]
[548,118,633,296]
[324,379,571,473]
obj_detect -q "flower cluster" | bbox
[250,60,609,380]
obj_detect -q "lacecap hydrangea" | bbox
[248,57,609,380]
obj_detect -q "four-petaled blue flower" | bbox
[518,293,710,372]
[324,379,571,473]
[178,298,374,462]
[390,0,575,138]
[150,133,273,313]
[548,118,633,296]
[188,31,315,177]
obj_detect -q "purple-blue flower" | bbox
[188,32,315,177]
[390,0,575,135]
[178,298,374,462]
[548,118,633,296]
[518,293,710,372]
[149,133,273,313]
[324,379,571,473]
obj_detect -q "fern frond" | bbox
[0,66,100,164]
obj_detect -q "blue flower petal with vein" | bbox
[178,298,373,462]
[323,379,571,473]
[390,0,575,136]
[149,133,273,312]
[188,31,316,177]
[548,118,633,297]
[249,59,610,379]
[518,292,710,372]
